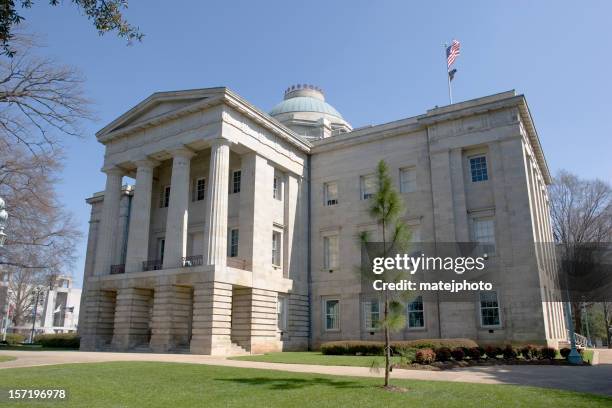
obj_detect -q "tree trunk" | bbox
[604,302,612,349]
[572,302,583,334]
[384,299,390,387]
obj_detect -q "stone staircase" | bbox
[228,342,249,356]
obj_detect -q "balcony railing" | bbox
[142,259,163,272]
[110,264,125,275]
[182,255,203,267]
[227,257,252,271]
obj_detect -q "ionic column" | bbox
[94,167,123,276]
[163,148,195,269]
[204,138,230,266]
[125,159,158,273]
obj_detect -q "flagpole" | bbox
[444,43,453,105]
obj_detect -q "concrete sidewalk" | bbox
[1,349,611,396]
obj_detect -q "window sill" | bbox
[480,325,502,330]
[406,327,427,332]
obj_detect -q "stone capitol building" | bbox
[79,85,566,354]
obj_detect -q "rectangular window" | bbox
[277,295,287,332]
[273,176,282,200]
[407,296,425,328]
[232,170,241,193]
[159,185,171,208]
[157,238,165,263]
[193,178,206,201]
[323,235,339,271]
[363,299,380,331]
[360,174,376,200]
[473,218,496,255]
[480,291,500,327]
[469,156,489,182]
[272,231,282,266]
[400,167,417,193]
[228,229,239,258]
[324,182,338,206]
[324,299,340,331]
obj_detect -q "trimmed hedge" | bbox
[451,348,465,361]
[4,333,25,345]
[435,347,452,362]
[502,345,518,359]
[467,347,483,360]
[34,333,80,349]
[540,347,556,360]
[320,339,479,356]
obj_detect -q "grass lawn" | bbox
[231,351,401,367]
[0,355,16,363]
[0,362,609,407]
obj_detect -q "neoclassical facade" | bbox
[79,86,566,354]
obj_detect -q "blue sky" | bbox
[18,1,612,286]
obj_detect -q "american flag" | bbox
[446,39,460,69]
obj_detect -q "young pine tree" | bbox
[359,160,412,388]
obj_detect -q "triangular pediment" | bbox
[97,88,226,139]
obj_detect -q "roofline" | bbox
[312,90,551,184]
[95,87,312,152]
[95,88,550,184]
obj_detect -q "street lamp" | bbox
[0,197,8,342]
[0,196,7,247]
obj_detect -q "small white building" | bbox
[40,276,81,334]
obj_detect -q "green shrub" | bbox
[485,345,503,359]
[451,348,465,361]
[34,333,80,349]
[520,344,544,360]
[391,338,478,351]
[4,333,25,345]
[396,347,418,364]
[415,348,436,364]
[320,339,479,356]
[435,347,452,362]
[540,347,556,360]
[559,347,571,358]
[320,341,384,356]
[502,344,517,359]
[467,347,483,360]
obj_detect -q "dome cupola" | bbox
[270,84,351,140]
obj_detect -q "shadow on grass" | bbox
[216,376,365,390]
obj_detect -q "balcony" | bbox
[142,259,163,271]
[182,255,203,267]
[110,264,125,275]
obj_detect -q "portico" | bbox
[79,88,309,355]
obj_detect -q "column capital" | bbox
[167,146,195,159]
[209,137,231,148]
[133,158,159,170]
[101,166,124,176]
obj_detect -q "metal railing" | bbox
[182,255,203,267]
[567,329,589,348]
[110,264,125,275]
[142,259,163,271]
